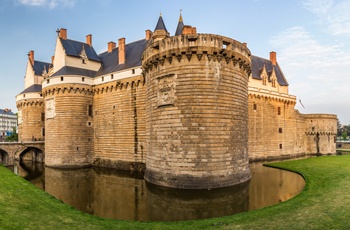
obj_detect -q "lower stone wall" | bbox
[93,76,146,169]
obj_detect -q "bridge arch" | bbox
[17,146,45,163]
[0,149,9,165]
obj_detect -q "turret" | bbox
[143,16,252,189]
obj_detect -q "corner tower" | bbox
[142,15,252,189]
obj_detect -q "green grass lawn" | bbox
[1,155,350,229]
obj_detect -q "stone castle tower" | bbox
[142,15,251,188]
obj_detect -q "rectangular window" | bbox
[82,77,85,82]
[88,105,93,117]
[279,144,283,149]
[279,128,283,133]
[42,128,45,137]
[41,113,45,122]
[132,69,135,74]
[111,74,114,79]
[102,77,104,81]
[253,103,257,110]
[61,77,64,81]
[47,79,50,84]
[278,107,281,115]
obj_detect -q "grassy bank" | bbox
[1,155,350,229]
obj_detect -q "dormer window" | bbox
[262,76,267,85]
[79,45,88,64]
[272,79,276,87]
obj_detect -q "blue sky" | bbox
[0,0,349,124]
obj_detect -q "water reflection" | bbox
[12,161,304,221]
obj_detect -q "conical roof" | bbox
[154,14,168,32]
[175,13,184,36]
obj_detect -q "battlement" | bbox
[143,34,251,75]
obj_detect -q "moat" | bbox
[10,161,305,221]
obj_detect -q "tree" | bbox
[5,127,18,142]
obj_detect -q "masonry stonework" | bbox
[142,34,251,189]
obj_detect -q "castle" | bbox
[16,14,337,189]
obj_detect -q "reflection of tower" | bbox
[143,15,252,189]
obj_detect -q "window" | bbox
[253,103,257,110]
[42,128,45,137]
[132,69,135,74]
[88,105,93,117]
[272,79,276,87]
[47,79,50,84]
[41,113,45,122]
[82,77,85,82]
[262,76,267,85]
[279,144,283,149]
[111,74,114,79]
[102,77,104,82]
[279,128,283,133]
[61,77,64,81]
[278,107,281,115]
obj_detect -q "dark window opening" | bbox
[279,144,283,149]
[88,105,93,117]
[82,77,85,82]
[132,69,135,74]
[102,77,104,81]
[61,77,64,81]
[278,107,281,115]
[279,128,283,133]
[41,113,45,122]
[253,103,257,110]
[111,74,114,79]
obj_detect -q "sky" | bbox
[0,0,349,124]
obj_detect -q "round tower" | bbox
[142,21,252,189]
[16,97,44,142]
[42,83,94,168]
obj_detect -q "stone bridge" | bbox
[0,141,45,166]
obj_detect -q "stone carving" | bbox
[46,98,55,119]
[157,74,174,107]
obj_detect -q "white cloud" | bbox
[17,0,76,9]
[303,0,350,36]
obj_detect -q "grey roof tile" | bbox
[96,39,148,76]
[33,61,51,76]
[51,66,97,77]
[20,84,42,94]
[60,38,101,62]
[251,55,288,86]
[0,109,15,115]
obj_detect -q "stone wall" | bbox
[93,75,146,171]
[304,114,337,154]
[143,34,251,189]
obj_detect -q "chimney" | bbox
[28,50,34,65]
[108,41,116,53]
[59,28,67,40]
[270,51,277,65]
[145,30,152,40]
[86,34,92,46]
[118,38,125,64]
[182,25,197,35]
[51,55,55,64]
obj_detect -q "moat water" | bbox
[9,161,305,221]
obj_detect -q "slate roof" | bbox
[251,55,288,86]
[60,38,101,62]
[96,39,148,76]
[20,84,42,94]
[51,66,97,77]
[0,109,15,116]
[175,15,184,36]
[33,61,51,76]
[154,15,168,32]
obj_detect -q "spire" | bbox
[175,10,184,36]
[154,13,168,32]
